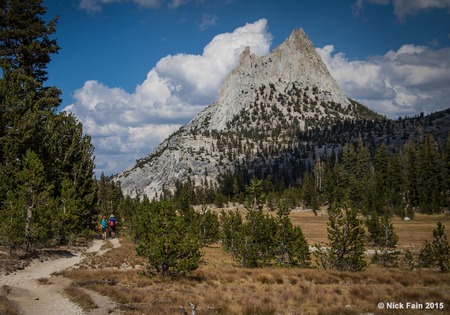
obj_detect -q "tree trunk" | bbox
[25,204,33,252]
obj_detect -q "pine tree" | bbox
[0,0,61,168]
[302,171,320,214]
[235,207,277,267]
[55,178,80,244]
[354,137,373,214]
[220,209,242,255]
[374,143,389,212]
[418,241,435,268]
[0,191,25,254]
[0,71,44,200]
[444,134,450,208]
[342,143,357,177]
[0,150,54,252]
[237,178,274,267]
[402,249,416,271]
[135,200,201,275]
[96,173,110,212]
[317,202,367,271]
[368,213,399,267]
[431,222,449,272]
[198,205,220,246]
[275,203,310,267]
[418,222,449,272]
[365,211,381,246]
[46,113,96,239]
[402,140,419,212]
[245,177,265,210]
[417,134,443,213]
[331,157,348,204]
[0,0,59,86]
[386,154,405,216]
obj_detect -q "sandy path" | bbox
[1,238,121,315]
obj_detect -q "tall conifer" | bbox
[0,0,96,250]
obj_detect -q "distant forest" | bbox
[147,131,449,219]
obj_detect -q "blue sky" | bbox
[42,0,450,175]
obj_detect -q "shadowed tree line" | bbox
[214,133,450,218]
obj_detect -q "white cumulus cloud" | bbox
[64,19,272,175]
[317,44,450,117]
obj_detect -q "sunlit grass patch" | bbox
[241,302,277,315]
[63,285,98,311]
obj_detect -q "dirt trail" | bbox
[1,238,121,315]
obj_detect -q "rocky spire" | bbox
[188,28,350,132]
[115,28,359,199]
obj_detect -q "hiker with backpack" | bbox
[101,215,108,240]
[109,214,117,238]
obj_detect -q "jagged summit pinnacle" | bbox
[115,28,362,199]
[195,27,350,132]
[236,28,317,69]
[287,28,310,44]
[239,46,251,60]
[283,28,329,73]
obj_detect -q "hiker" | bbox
[101,215,108,240]
[109,214,117,238]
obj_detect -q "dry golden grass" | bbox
[62,243,450,314]
[77,238,146,270]
[63,285,98,311]
[392,213,450,250]
[58,211,450,314]
[290,209,329,244]
[290,209,450,249]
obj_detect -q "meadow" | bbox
[58,210,450,315]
